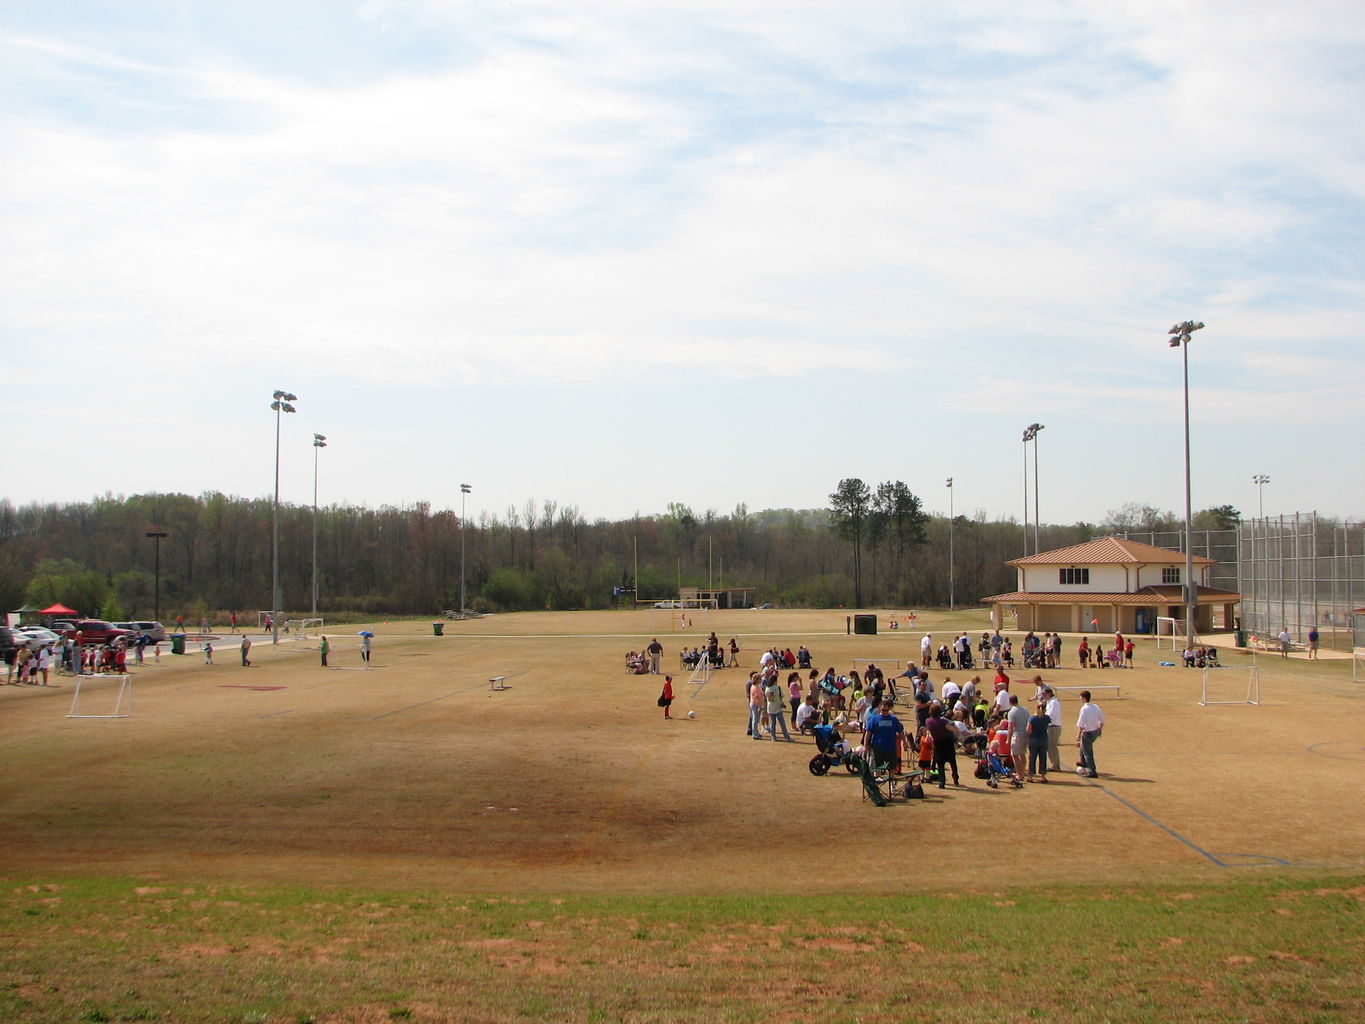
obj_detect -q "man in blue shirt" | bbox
[863,700,905,771]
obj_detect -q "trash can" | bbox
[853,613,877,635]
[170,633,186,655]
[432,622,445,636]
[1235,629,1247,648]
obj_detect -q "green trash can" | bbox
[171,633,186,655]
[1235,629,1247,648]
[432,622,445,636]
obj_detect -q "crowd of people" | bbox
[641,633,1112,786]
[743,656,1107,785]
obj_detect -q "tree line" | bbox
[0,488,1244,623]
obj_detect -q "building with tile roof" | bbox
[980,536,1240,634]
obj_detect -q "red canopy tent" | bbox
[39,603,78,617]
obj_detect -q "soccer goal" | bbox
[67,674,133,719]
[1354,647,1365,684]
[1199,661,1260,706]
[686,653,711,689]
[1155,616,1188,651]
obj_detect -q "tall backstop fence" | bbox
[1118,527,1240,594]
[1237,513,1364,652]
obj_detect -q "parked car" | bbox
[58,620,134,645]
[113,621,167,643]
[13,626,61,650]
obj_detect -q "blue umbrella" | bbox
[358,630,374,637]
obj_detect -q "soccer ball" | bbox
[687,710,696,719]
[1076,766,1088,776]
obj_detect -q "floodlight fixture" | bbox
[1253,474,1270,519]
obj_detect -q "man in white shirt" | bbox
[921,634,933,666]
[1075,689,1105,778]
[1043,687,1063,772]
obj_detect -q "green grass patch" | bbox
[2,874,1362,1022]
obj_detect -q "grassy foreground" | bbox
[4,874,1362,1023]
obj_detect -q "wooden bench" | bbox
[489,676,508,691]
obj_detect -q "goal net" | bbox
[1155,616,1188,651]
[68,674,133,719]
[282,618,324,642]
[1354,647,1365,684]
[1199,662,1260,706]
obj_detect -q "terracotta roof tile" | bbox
[980,585,1241,606]
[1005,536,1215,568]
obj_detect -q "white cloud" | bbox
[1,2,1363,522]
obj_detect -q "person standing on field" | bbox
[647,637,663,674]
[1076,690,1104,778]
[659,674,674,720]
[360,633,372,664]
[1043,687,1063,772]
[319,635,330,667]
[240,634,252,667]
[764,672,791,741]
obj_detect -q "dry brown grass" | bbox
[2,607,1362,894]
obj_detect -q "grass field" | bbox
[2,607,1363,1022]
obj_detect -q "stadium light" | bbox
[312,434,327,618]
[1168,321,1204,652]
[946,477,955,611]
[1029,423,1044,554]
[271,390,297,645]
[460,483,472,613]
[1253,474,1270,519]
[1022,423,1043,554]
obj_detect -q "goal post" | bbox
[1155,616,1187,651]
[68,674,133,719]
[1354,648,1365,684]
[1199,661,1260,706]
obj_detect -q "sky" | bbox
[2,0,1363,529]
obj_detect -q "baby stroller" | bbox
[974,750,1024,789]
[808,724,861,776]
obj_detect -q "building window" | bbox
[1059,568,1089,585]
[1162,567,1181,584]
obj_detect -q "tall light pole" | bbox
[459,483,472,613]
[1252,474,1270,519]
[311,433,327,617]
[145,529,168,621]
[1022,424,1043,554]
[1169,321,1204,652]
[1021,427,1032,555]
[1029,423,1044,554]
[946,477,955,610]
[271,389,297,645]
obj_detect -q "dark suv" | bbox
[59,620,134,645]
